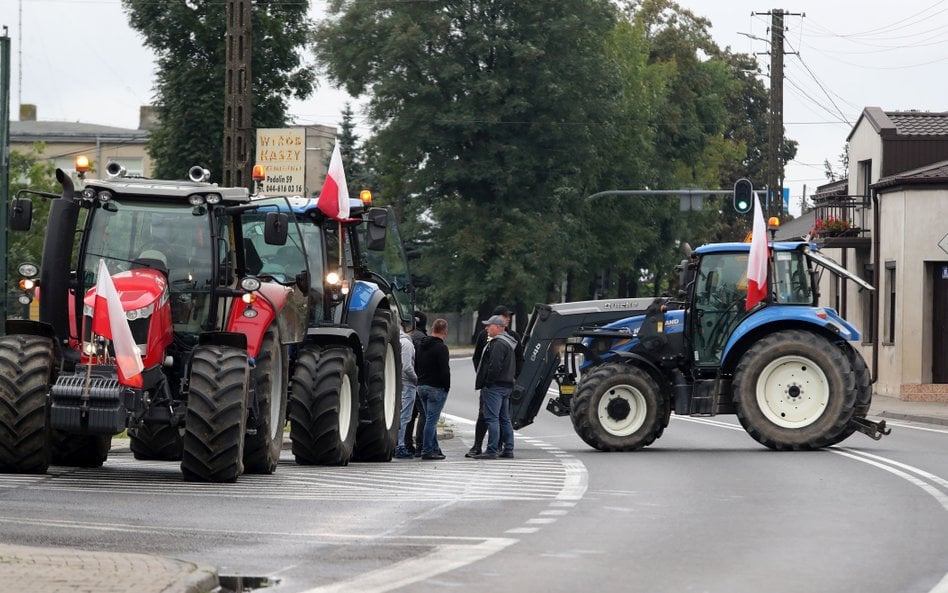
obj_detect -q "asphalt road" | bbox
[0,357,945,593]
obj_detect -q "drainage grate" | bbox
[218,575,282,592]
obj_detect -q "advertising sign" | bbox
[255,128,306,195]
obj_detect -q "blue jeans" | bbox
[417,385,447,456]
[397,383,417,448]
[481,385,514,455]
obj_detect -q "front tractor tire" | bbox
[130,423,183,461]
[243,324,289,474]
[181,346,249,482]
[570,362,668,452]
[0,335,54,474]
[288,346,360,466]
[353,308,401,462]
[733,330,856,450]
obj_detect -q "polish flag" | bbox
[745,196,769,311]
[93,260,144,388]
[316,143,350,220]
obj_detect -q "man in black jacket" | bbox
[471,315,517,460]
[415,318,450,460]
[468,305,523,457]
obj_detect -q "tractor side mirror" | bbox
[264,212,288,245]
[10,197,33,231]
[366,207,388,251]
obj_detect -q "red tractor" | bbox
[0,163,311,482]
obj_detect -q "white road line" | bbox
[297,538,517,593]
[882,421,948,435]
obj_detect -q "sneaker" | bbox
[464,447,482,459]
[414,449,423,458]
[394,447,413,459]
[421,452,446,460]
[499,450,514,459]
[472,452,498,460]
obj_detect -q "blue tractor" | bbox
[247,192,413,465]
[510,240,889,451]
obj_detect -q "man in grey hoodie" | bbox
[471,315,517,459]
[394,324,418,458]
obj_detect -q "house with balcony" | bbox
[811,107,948,402]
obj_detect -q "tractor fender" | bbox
[228,282,294,358]
[609,351,673,394]
[5,319,56,340]
[302,326,365,370]
[720,306,859,371]
[344,281,390,353]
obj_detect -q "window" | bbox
[884,261,896,344]
[857,159,872,206]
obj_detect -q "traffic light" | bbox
[733,178,753,214]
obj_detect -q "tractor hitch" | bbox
[849,416,891,441]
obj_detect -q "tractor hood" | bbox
[82,268,169,314]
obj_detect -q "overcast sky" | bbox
[3,0,947,213]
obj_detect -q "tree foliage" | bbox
[315,0,621,313]
[314,0,791,311]
[121,0,316,182]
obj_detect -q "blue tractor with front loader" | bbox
[510,239,889,451]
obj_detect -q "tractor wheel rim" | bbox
[269,350,283,439]
[384,343,397,429]
[598,385,647,437]
[339,375,353,440]
[755,355,829,428]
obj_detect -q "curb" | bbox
[173,563,219,593]
[875,410,948,427]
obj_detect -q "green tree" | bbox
[122,0,316,182]
[314,0,621,314]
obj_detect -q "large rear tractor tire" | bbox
[288,346,359,466]
[0,335,54,474]
[353,308,401,462]
[50,432,111,468]
[570,362,668,451]
[824,348,872,446]
[244,324,289,474]
[181,346,249,482]
[733,330,856,450]
[130,423,183,461]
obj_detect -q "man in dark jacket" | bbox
[471,315,517,460]
[468,305,523,457]
[415,318,450,460]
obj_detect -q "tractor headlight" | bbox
[97,190,113,203]
[205,193,222,205]
[239,276,261,292]
[188,194,205,206]
[326,271,341,285]
[126,302,155,321]
[17,294,32,306]
[17,263,39,278]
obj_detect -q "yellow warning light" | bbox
[75,155,90,173]
[360,189,372,205]
[768,217,781,228]
[252,165,266,181]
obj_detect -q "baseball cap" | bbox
[482,314,507,327]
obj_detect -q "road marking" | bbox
[297,538,517,593]
[883,420,948,435]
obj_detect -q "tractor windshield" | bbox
[81,199,223,332]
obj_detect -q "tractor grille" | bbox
[84,315,150,350]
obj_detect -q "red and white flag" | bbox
[93,260,144,388]
[316,143,350,220]
[745,196,768,310]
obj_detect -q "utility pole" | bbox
[222,0,253,189]
[755,9,802,218]
[0,28,11,325]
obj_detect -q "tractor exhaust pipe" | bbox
[39,169,82,347]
